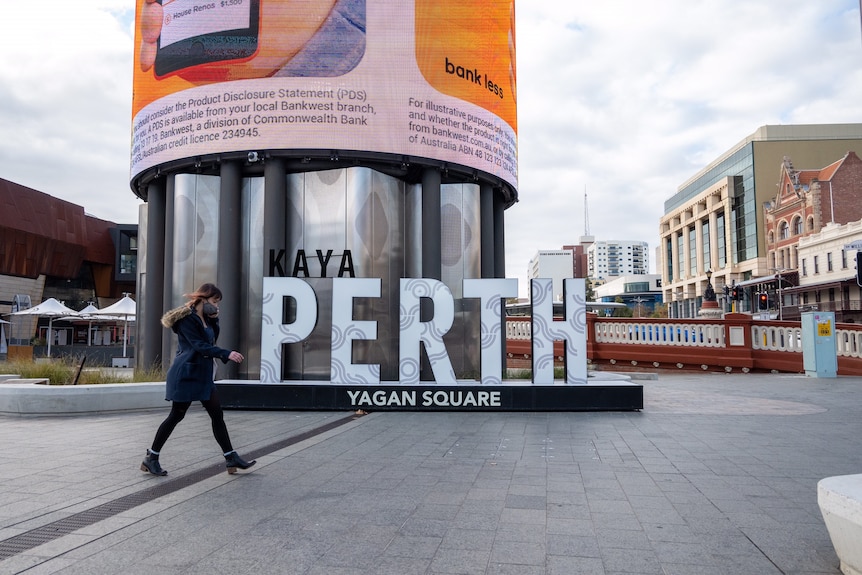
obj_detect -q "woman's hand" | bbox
[228,351,244,364]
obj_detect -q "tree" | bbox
[585,278,596,302]
[612,297,634,317]
[650,303,668,318]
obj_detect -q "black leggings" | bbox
[151,390,233,454]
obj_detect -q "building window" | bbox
[110,225,138,282]
[677,233,684,279]
[716,212,726,268]
[793,216,803,235]
[689,226,697,276]
[813,256,819,274]
[779,221,789,240]
[701,219,711,271]
[665,237,673,281]
[842,250,848,269]
[808,217,815,231]
[802,258,807,276]
[827,252,833,272]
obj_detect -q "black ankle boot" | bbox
[140,449,167,476]
[224,451,256,474]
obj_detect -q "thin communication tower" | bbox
[584,189,591,236]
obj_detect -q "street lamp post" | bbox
[770,268,790,321]
[776,274,783,321]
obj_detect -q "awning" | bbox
[780,276,856,294]
[734,270,798,289]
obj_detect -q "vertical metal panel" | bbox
[347,168,408,380]
[279,167,421,381]
[168,174,220,364]
[405,183,423,279]
[172,174,221,305]
[305,169,348,253]
[441,183,481,299]
[285,173,306,263]
[240,177,264,379]
[440,182,481,378]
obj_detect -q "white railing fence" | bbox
[507,317,862,359]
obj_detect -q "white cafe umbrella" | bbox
[59,304,117,346]
[91,296,136,357]
[11,298,79,357]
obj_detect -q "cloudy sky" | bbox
[1,1,861,296]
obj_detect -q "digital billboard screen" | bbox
[131,0,518,191]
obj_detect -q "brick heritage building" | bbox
[765,151,862,272]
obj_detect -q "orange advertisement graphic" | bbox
[130,1,517,191]
[132,0,361,116]
[415,0,517,133]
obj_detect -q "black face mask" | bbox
[202,302,219,317]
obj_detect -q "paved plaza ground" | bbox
[0,372,859,574]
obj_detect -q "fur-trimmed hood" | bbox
[161,305,192,329]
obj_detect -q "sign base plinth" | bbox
[217,381,643,412]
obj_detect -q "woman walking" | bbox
[141,283,256,476]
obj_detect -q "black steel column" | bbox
[421,168,442,280]
[263,158,286,269]
[420,168,442,380]
[262,158,285,380]
[480,183,495,278]
[142,179,165,370]
[493,191,506,278]
[160,176,175,367]
[216,161,242,379]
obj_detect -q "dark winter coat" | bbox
[160,306,232,402]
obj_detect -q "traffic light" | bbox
[731,286,739,300]
[758,292,768,310]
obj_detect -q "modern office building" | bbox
[593,274,663,316]
[659,124,862,318]
[563,236,594,279]
[587,240,649,281]
[528,249,574,302]
[0,177,136,348]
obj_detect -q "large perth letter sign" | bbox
[260,276,587,388]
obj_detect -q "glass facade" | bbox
[701,218,710,271]
[688,226,697,276]
[665,237,673,281]
[731,174,756,263]
[665,144,757,264]
[624,282,650,293]
[716,211,726,268]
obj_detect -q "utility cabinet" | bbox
[801,311,837,378]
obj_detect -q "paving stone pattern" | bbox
[0,372,859,574]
